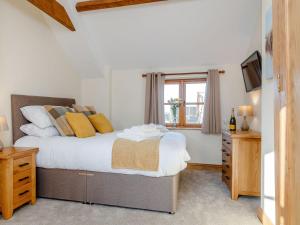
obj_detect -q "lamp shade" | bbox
[0,116,9,132]
[238,105,254,117]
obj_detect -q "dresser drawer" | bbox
[13,183,32,209]
[222,133,232,149]
[222,163,231,176]
[222,139,232,150]
[223,172,232,190]
[222,163,232,188]
[222,145,232,155]
[14,156,32,174]
[222,149,232,164]
[13,169,32,189]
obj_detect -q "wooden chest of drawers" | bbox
[222,131,261,200]
[0,147,38,220]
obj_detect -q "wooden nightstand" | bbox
[0,147,39,220]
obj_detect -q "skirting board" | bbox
[257,207,274,225]
[187,163,222,171]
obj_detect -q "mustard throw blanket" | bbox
[112,138,160,171]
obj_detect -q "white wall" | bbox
[80,67,112,118]
[82,64,251,164]
[0,0,81,146]
[245,5,263,132]
[261,0,275,223]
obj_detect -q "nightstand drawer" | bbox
[13,183,32,209]
[14,156,32,174]
[13,169,32,188]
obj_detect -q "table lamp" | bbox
[238,105,254,131]
[0,116,9,150]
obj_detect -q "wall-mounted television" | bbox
[241,51,262,92]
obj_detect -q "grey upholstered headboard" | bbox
[11,94,76,143]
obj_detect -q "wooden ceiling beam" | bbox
[27,0,75,31]
[76,0,166,12]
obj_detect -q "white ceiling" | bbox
[49,0,261,77]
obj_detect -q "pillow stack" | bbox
[20,104,114,139]
[20,106,59,137]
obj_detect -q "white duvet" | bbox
[15,131,190,177]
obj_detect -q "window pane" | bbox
[186,104,204,124]
[164,84,179,103]
[186,83,206,103]
[164,105,179,124]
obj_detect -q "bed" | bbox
[11,94,189,213]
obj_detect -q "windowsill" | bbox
[167,127,202,131]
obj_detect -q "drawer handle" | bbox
[19,190,29,196]
[222,159,226,163]
[225,176,230,180]
[226,153,230,157]
[78,173,95,177]
[18,176,30,182]
[223,139,226,142]
[19,163,30,168]
[226,165,230,169]
[222,149,226,153]
[227,142,231,145]
[222,170,226,173]
[86,173,95,177]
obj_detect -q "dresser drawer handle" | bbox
[226,153,230,157]
[227,142,231,145]
[226,165,230,169]
[222,149,226,153]
[222,159,226,163]
[225,176,230,180]
[223,139,226,142]
[222,170,226,173]
[19,190,29,196]
[19,163,30,168]
[18,176,30,182]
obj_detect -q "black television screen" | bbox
[241,51,262,92]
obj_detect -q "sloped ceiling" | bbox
[46,0,261,77]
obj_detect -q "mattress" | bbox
[15,131,190,177]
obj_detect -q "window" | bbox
[164,79,207,128]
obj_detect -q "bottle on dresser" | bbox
[229,108,236,131]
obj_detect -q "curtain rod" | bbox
[142,70,225,77]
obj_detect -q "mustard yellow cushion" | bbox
[88,113,114,134]
[65,112,96,138]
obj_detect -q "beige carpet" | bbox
[1,170,260,225]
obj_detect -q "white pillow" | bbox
[20,123,59,137]
[21,106,52,128]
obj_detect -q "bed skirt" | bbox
[37,168,180,213]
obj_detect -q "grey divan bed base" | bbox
[11,94,180,213]
[37,168,180,213]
